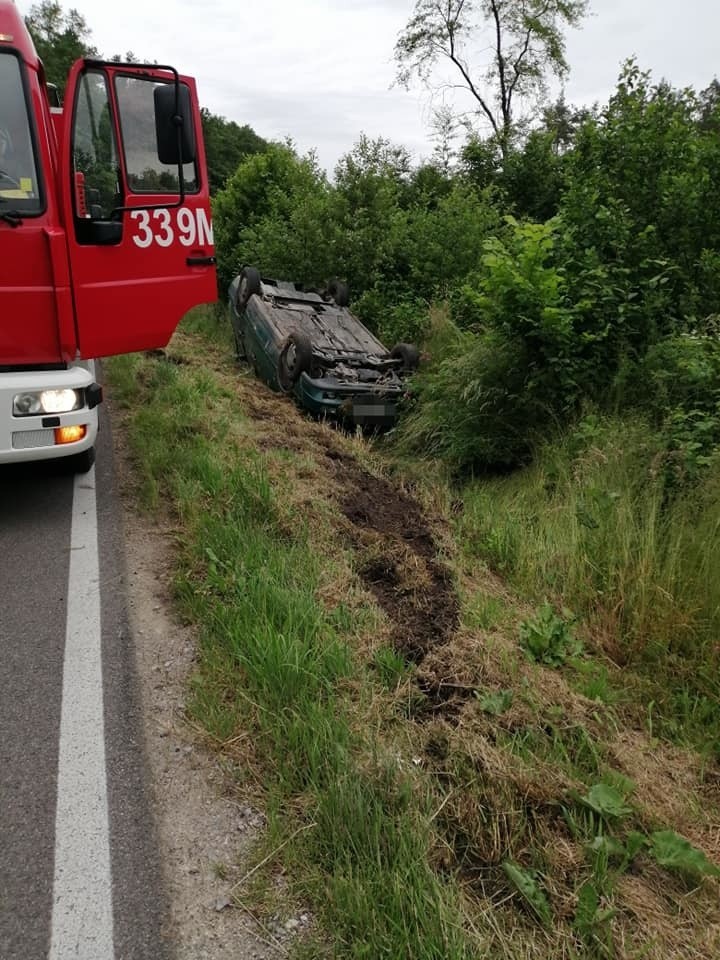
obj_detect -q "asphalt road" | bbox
[0,410,168,960]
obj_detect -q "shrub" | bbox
[398,322,553,468]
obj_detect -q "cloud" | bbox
[17,0,720,173]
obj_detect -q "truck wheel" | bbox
[327,279,350,307]
[390,342,420,373]
[236,266,261,311]
[69,446,96,474]
[277,330,313,393]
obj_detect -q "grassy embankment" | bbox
[108,307,720,959]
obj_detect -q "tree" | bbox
[25,1,97,93]
[212,142,333,293]
[395,0,589,158]
[200,109,268,196]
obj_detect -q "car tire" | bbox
[236,266,262,311]
[327,279,350,307]
[277,329,313,393]
[390,342,420,373]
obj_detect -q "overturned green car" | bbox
[228,267,419,428]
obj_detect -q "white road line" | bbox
[49,467,114,960]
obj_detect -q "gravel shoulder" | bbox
[113,421,276,960]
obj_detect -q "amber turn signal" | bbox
[54,424,86,445]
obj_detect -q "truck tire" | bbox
[69,446,96,474]
[390,342,420,373]
[327,279,350,307]
[277,330,313,393]
[236,266,262,311]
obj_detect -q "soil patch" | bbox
[335,458,458,663]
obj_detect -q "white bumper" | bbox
[0,363,99,464]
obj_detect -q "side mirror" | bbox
[154,83,196,165]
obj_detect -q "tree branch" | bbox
[507,1,552,116]
[445,2,500,136]
[489,0,509,130]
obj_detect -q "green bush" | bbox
[398,322,552,468]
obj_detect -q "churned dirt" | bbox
[337,458,458,663]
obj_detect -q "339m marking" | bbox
[130,207,214,249]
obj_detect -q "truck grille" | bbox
[12,429,53,450]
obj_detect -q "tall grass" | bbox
[456,415,720,750]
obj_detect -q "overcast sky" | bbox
[18,0,720,174]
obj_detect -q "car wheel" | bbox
[327,279,350,307]
[277,329,313,393]
[390,342,420,373]
[236,266,262,311]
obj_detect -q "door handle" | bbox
[186,255,217,267]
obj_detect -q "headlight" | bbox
[13,388,82,416]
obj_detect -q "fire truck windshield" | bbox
[0,53,42,213]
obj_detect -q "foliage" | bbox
[397,321,547,467]
[502,861,552,927]
[577,784,633,820]
[213,134,502,344]
[401,221,588,469]
[519,602,581,665]
[25,1,97,93]
[456,414,720,752]
[475,688,513,715]
[648,831,720,878]
[559,61,720,330]
[212,142,335,295]
[573,880,617,950]
[395,0,590,156]
[200,108,268,196]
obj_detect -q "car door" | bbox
[59,61,216,358]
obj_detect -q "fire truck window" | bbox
[72,71,121,219]
[115,76,198,194]
[0,53,42,212]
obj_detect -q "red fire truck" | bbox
[0,0,216,470]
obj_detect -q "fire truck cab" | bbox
[0,0,216,469]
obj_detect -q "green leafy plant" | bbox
[573,880,618,951]
[476,689,513,716]
[502,861,552,927]
[520,603,582,666]
[577,783,633,820]
[648,830,720,878]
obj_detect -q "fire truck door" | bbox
[60,61,217,358]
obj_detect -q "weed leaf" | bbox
[519,603,583,666]
[579,783,632,819]
[588,835,627,858]
[476,689,513,715]
[502,861,552,927]
[649,831,720,877]
[574,880,599,931]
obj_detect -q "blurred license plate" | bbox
[352,403,396,418]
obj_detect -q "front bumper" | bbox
[0,365,100,464]
[295,374,402,428]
